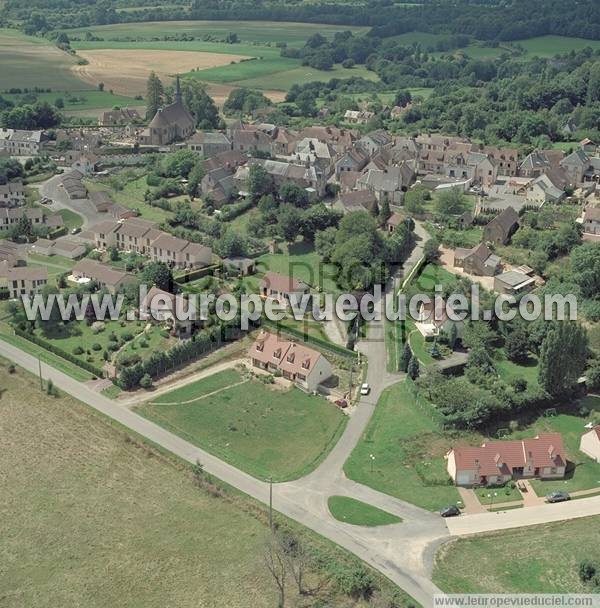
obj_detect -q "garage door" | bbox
[457,472,471,485]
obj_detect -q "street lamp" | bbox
[369,453,375,473]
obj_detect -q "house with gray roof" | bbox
[483,206,520,246]
[453,242,502,276]
[356,166,406,204]
[187,131,232,157]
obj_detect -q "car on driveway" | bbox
[71,227,81,235]
[546,491,570,503]
[440,505,460,517]
[40,197,51,205]
[360,383,370,396]
[334,399,348,409]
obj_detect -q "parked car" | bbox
[40,197,51,205]
[440,505,460,517]
[360,383,370,395]
[334,399,348,409]
[546,491,570,503]
[71,227,81,235]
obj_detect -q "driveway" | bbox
[39,173,104,229]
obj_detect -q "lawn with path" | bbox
[344,380,461,511]
[328,496,402,527]
[136,370,347,481]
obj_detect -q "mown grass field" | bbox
[328,496,402,527]
[434,515,600,593]
[344,381,461,511]
[136,369,347,481]
[0,28,84,91]
[515,35,600,57]
[3,89,139,111]
[0,360,336,608]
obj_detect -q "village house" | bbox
[30,236,86,259]
[483,206,520,246]
[0,128,45,156]
[297,126,358,153]
[356,166,406,204]
[334,146,369,177]
[71,258,136,294]
[272,128,297,156]
[150,233,213,269]
[493,270,536,295]
[101,107,141,126]
[525,172,566,204]
[482,146,519,177]
[453,242,502,276]
[260,271,309,304]
[0,180,25,207]
[580,138,597,155]
[139,77,195,146]
[61,170,87,199]
[201,149,248,174]
[518,149,564,178]
[358,130,393,156]
[582,206,600,235]
[187,131,232,157]
[580,425,600,463]
[0,207,44,232]
[223,256,256,276]
[560,149,591,184]
[200,166,236,206]
[114,217,160,254]
[343,109,374,125]
[446,433,566,487]
[334,190,378,214]
[0,240,26,269]
[230,129,272,155]
[140,285,196,337]
[386,213,404,233]
[249,331,333,393]
[415,298,463,339]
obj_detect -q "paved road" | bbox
[39,173,103,229]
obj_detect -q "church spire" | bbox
[175,74,182,104]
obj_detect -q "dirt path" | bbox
[150,379,249,406]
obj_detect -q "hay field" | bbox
[73,48,253,96]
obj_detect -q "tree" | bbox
[160,149,197,178]
[277,204,302,242]
[570,243,600,298]
[139,373,153,389]
[108,246,120,262]
[279,182,309,208]
[586,365,600,391]
[179,79,220,129]
[378,197,391,224]
[187,163,205,197]
[579,559,598,583]
[423,237,440,262]
[295,90,317,117]
[538,321,588,396]
[264,534,287,608]
[407,355,420,380]
[146,71,164,119]
[141,262,173,291]
[505,325,530,363]
[218,229,248,258]
[248,164,273,201]
[315,227,337,262]
[449,323,458,350]
[435,187,468,218]
[399,342,412,372]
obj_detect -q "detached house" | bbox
[580,426,600,463]
[582,207,600,235]
[260,271,309,304]
[447,433,566,487]
[187,131,232,157]
[414,298,463,339]
[71,259,136,294]
[249,331,332,392]
[453,242,502,276]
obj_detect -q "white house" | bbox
[580,426,600,463]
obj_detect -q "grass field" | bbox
[328,496,402,527]
[515,35,600,57]
[136,369,347,481]
[0,28,84,91]
[65,20,369,47]
[56,208,84,231]
[4,89,139,111]
[434,515,600,593]
[0,359,368,608]
[415,262,456,293]
[344,380,461,511]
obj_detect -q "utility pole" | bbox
[38,356,43,391]
[269,476,273,530]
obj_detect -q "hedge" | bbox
[218,198,255,222]
[13,328,105,378]
[174,264,219,284]
[261,318,357,360]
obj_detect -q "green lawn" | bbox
[434,515,600,593]
[408,323,436,365]
[328,496,402,527]
[416,262,455,293]
[136,370,347,481]
[344,380,461,511]
[474,484,522,505]
[255,240,340,294]
[0,28,85,91]
[188,56,299,84]
[516,35,600,57]
[56,209,84,231]
[150,368,242,404]
[495,352,540,388]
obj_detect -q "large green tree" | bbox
[179,79,220,129]
[145,71,164,119]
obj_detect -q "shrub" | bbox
[332,564,375,599]
[139,338,148,348]
[7,363,15,374]
[72,346,84,355]
[122,332,134,341]
[92,343,102,351]
[139,373,153,389]
[579,560,597,583]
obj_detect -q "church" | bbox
[139,76,196,146]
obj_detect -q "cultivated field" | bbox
[136,368,347,481]
[434,516,600,593]
[0,28,83,91]
[74,48,252,96]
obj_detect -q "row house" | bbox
[0,180,25,207]
[150,233,213,269]
[5,266,48,299]
[0,128,45,155]
[187,131,232,157]
[0,207,44,232]
[71,258,136,295]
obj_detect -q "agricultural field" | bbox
[136,368,347,481]
[344,381,462,511]
[0,360,362,608]
[0,28,83,92]
[515,35,600,57]
[434,515,600,593]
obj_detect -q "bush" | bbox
[139,338,148,348]
[332,564,375,599]
[7,363,15,374]
[121,332,134,341]
[139,373,153,389]
[579,560,597,583]
[72,346,84,355]
[92,343,102,351]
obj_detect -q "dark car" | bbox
[334,399,348,409]
[440,505,460,517]
[546,491,570,503]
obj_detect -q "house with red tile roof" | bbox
[249,331,332,392]
[260,271,309,304]
[446,433,566,487]
[580,425,600,463]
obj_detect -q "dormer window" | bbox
[256,342,264,352]
[287,353,295,363]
